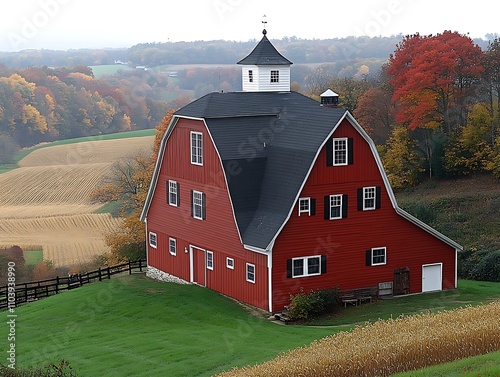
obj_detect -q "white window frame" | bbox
[333,137,348,166]
[190,131,203,166]
[270,70,279,83]
[168,180,178,206]
[192,190,204,220]
[298,197,311,216]
[149,232,157,249]
[246,263,255,283]
[329,194,343,220]
[226,257,234,270]
[292,256,321,278]
[169,237,176,256]
[371,247,387,266]
[207,251,214,270]
[363,186,376,210]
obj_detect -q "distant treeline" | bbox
[0,64,190,154]
[1,35,492,68]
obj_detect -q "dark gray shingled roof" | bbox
[237,31,293,66]
[175,91,345,249]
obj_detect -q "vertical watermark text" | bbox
[6,261,16,370]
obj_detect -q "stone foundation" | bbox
[146,266,189,285]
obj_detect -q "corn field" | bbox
[217,302,500,377]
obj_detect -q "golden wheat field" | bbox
[218,302,500,377]
[0,136,154,267]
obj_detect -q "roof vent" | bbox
[320,89,339,107]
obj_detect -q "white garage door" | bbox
[422,263,442,292]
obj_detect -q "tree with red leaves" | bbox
[387,31,484,133]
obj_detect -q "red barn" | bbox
[140,30,462,312]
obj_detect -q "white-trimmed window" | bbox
[363,187,376,210]
[333,137,348,165]
[168,180,179,206]
[226,257,234,270]
[191,190,205,220]
[370,247,387,266]
[270,70,279,83]
[169,237,176,255]
[190,131,203,165]
[149,232,157,249]
[248,70,253,83]
[292,256,321,278]
[329,194,342,220]
[298,197,310,216]
[246,263,255,283]
[207,251,214,270]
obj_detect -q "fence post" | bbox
[98,268,102,282]
[107,267,111,280]
[139,259,143,272]
[56,276,59,294]
[128,260,132,275]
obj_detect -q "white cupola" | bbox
[237,29,293,92]
[320,89,339,107]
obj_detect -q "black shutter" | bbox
[166,181,169,203]
[324,196,330,220]
[342,194,348,218]
[191,190,194,217]
[286,259,292,278]
[375,186,381,209]
[365,250,372,266]
[347,138,354,165]
[357,188,363,210]
[326,139,333,166]
[176,182,181,206]
[310,198,316,216]
[321,255,327,274]
[202,193,206,220]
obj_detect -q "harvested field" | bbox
[0,136,154,267]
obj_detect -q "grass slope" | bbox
[392,350,500,377]
[0,129,156,174]
[395,174,500,250]
[2,274,337,377]
[305,279,500,326]
[2,275,499,376]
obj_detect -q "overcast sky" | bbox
[0,0,497,52]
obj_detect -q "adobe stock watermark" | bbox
[6,262,17,370]
[212,0,244,21]
[8,0,71,51]
[353,0,404,36]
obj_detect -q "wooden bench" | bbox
[340,286,378,307]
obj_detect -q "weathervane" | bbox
[262,15,267,35]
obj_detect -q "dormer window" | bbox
[270,70,279,83]
[190,131,203,166]
[248,70,253,83]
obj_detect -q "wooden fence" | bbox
[0,259,145,311]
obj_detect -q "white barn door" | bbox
[422,263,442,292]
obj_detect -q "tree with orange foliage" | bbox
[388,31,484,133]
[103,110,174,262]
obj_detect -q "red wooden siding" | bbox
[146,118,269,310]
[272,119,456,311]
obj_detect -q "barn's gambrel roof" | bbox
[141,91,463,252]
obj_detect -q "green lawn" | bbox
[2,276,498,376]
[1,274,337,377]
[23,250,44,265]
[305,280,500,326]
[392,350,500,377]
[90,64,133,78]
